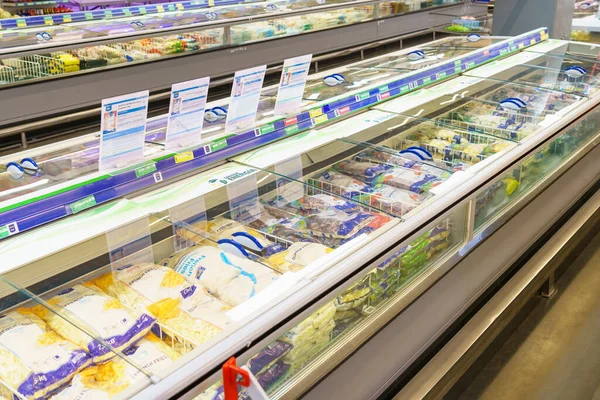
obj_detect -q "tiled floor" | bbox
[447,231,600,400]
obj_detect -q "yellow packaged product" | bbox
[0,309,91,399]
[33,284,155,364]
[266,242,333,273]
[93,264,227,346]
[51,333,180,400]
[280,302,336,348]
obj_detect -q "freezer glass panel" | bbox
[262,67,406,101]
[230,5,375,45]
[0,276,151,399]
[380,81,586,142]
[196,202,468,399]
[0,136,163,205]
[72,13,195,35]
[464,53,600,96]
[0,26,224,84]
[342,117,515,171]
[378,0,462,17]
[151,167,397,274]
[347,45,478,71]
[234,127,452,219]
[475,104,600,230]
[525,41,600,63]
[0,25,106,50]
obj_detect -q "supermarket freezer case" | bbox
[0,34,599,400]
[0,1,487,125]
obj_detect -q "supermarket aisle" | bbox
[447,230,600,400]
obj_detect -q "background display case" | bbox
[0,0,487,125]
[0,30,599,400]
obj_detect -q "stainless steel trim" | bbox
[396,188,600,400]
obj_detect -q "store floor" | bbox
[446,231,600,400]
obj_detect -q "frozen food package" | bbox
[361,150,417,169]
[428,225,450,241]
[291,194,362,215]
[380,167,441,193]
[49,369,125,400]
[266,242,333,273]
[427,240,449,258]
[93,267,225,347]
[283,321,333,367]
[33,284,155,363]
[432,128,468,145]
[304,210,373,239]
[333,277,370,311]
[0,309,91,399]
[165,245,278,307]
[310,170,374,199]
[335,160,391,180]
[281,302,336,347]
[370,185,425,216]
[255,359,290,391]
[246,341,292,376]
[94,263,232,329]
[53,331,182,400]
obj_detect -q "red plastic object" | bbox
[222,357,250,400]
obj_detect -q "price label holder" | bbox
[106,216,154,273]
[225,65,266,133]
[274,54,312,116]
[165,77,210,152]
[99,91,149,172]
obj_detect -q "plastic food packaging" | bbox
[362,150,417,169]
[304,209,373,238]
[333,277,370,311]
[247,341,292,376]
[51,334,179,400]
[310,170,374,199]
[281,302,336,348]
[283,322,333,367]
[0,309,91,399]
[291,194,361,215]
[93,265,225,347]
[166,245,278,307]
[370,185,425,216]
[379,167,440,193]
[33,284,155,364]
[255,359,291,391]
[335,160,390,180]
[266,242,333,273]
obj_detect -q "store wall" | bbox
[493,0,574,39]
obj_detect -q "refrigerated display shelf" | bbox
[0,1,487,125]
[0,29,547,243]
[0,30,599,400]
